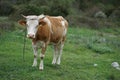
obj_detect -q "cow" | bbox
[18,14,68,70]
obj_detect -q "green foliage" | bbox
[0,17,15,32]
[87,43,113,54]
[8,0,74,20]
[0,0,119,17]
[48,0,73,17]
[1,0,119,28]
[10,4,46,20]
[0,0,13,16]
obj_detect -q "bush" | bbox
[86,36,113,54]
[9,0,74,21]
[0,17,15,31]
[87,43,113,54]
[66,15,99,28]
[109,7,120,20]
[0,1,13,16]
[48,0,73,17]
[9,4,51,21]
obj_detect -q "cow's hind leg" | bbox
[57,42,64,65]
[32,42,38,67]
[52,45,59,64]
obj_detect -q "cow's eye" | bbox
[30,18,36,20]
[39,22,42,25]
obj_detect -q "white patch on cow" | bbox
[32,41,44,49]
[32,58,37,67]
[57,44,64,65]
[43,17,53,34]
[52,55,57,64]
[40,53,45,58]
[61,21,65,27]
[26,14,46,38]
[52,16,62,18]
[39,60,44,70]
[52,46,59,64]
[26,15,38,20]
[32,42,38,67]
[41,42,45,48]
[38,14,45,19]
[32,41,45,67]
[26,17,39,38]
[61,21,67,36]
[63,28,67,36]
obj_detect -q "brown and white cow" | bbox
[18,14,68,70]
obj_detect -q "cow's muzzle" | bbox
[27,34,35,39]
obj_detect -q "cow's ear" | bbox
[18,20,26,26]
[39,20,46,26]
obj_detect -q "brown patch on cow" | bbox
[39,19,46,26]
[36,24,50,42]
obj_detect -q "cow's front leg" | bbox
[39,43,47,70]
[32,42,38,67]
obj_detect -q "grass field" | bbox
[0,26,120,80]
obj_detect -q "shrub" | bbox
[86,36,113,54]
[0,17,15,31]
[9,0,74,21]
[87,43,113,54]
[0,1,13,16]
[9,4,51,21]
[0,22,15,30]
[66,15,99,28]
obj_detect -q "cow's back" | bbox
[46,16,68,43]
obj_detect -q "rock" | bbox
[111,62,120,70]
[94,11,107,18]
[116,67,120,70]
[109,7,120,19]
[94,64,98,67]
[111,62,119,68]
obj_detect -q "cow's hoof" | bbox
[39,69,43,71]
[32,65,36,67]
[32,64,37,67]
[52,62,56,64]
[39,67,43,71]
[56,61,61,65]
[39,68,43,71]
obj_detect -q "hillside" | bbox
[0,22,120,79]
[0,0,120,80]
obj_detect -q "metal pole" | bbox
[23,29,27,61]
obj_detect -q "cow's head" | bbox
[18,14,45,39]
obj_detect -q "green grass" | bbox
[0,27,120,80]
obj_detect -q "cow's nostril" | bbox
[27,34,34,39]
